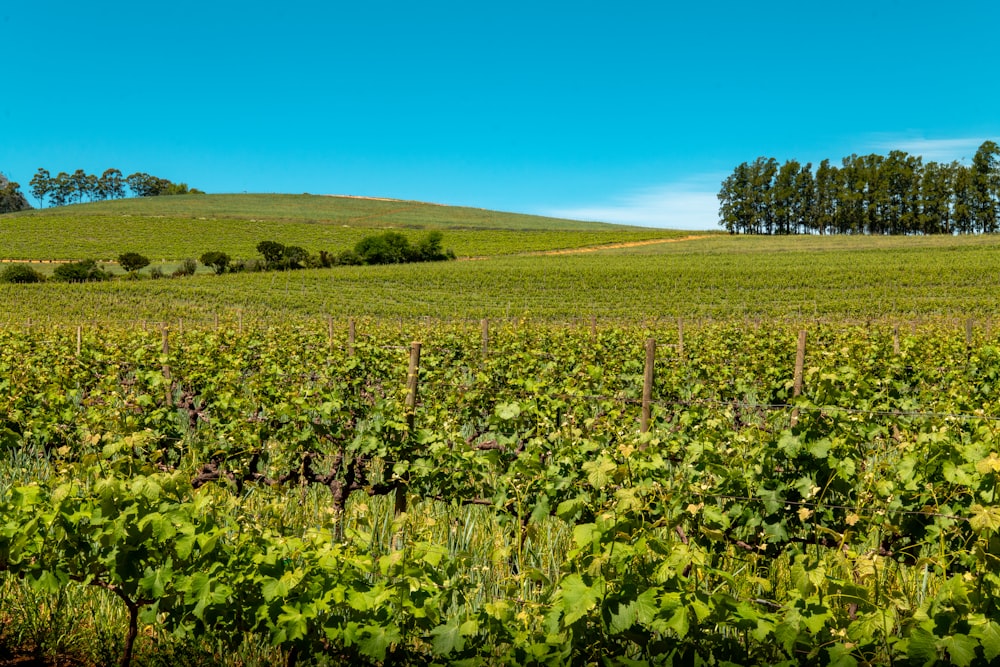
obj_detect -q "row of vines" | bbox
[3,320,1000,665]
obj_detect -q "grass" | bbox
[9,193,634,230]
[0,195,686,261]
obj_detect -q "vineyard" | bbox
[4,318,1000,665]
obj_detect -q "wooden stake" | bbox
[641,338,655,434]
[396,342,422,520]
[790,330,806,427]
[348,318,356,356]
[481,318,489,357]
[405,342,421,433]
[76,325,82,356]
[677,318,685,357]
[161,326,172,407]
[893,326,900,356]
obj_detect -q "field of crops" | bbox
[4,318,1000,665]
[3,231,1000,325]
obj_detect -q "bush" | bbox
[256,241,286,267]
[149,266,164,279]
[172,258,197,277]
[283,245,308,269]
[334,249,363,266]
[355,231,414,265]
[0,264,45,283]
[52,260,110,283]
[414,231,452,262]
[199,251,231,275]
[230,258,265,273]
[117,252,150,273]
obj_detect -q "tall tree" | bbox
[793,162,815,234]
[972,140,1000,233]
[919,161,955,234]
[952,165,976,234]
[29,168,52,208]
[813,160,838,235]
[49,172,73,207]
[771,160,800,235]
[99,169,125,199]
[70,169,91,203]
[0,176,32,213]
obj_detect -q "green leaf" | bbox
[140,563,174,598]
[560,574,599,625]
[940,634,977,667]
[555,497,585,521]
[357,624,402,661]
[608,598,637,634]
[972,620,1000,660]
[28,569,64,594]
[495,403,520,420]
[969,504,1000,533]
[906,626,939,665]
[10,485,41,509]
[582,456,616,489]
[430,616,464,655]
[807,438,831,459]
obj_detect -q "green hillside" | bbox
[0,194,684,261]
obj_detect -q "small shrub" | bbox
[52,260,110,283]
[0,264,45,283]
[117,252,150,273]
[172,258,197,277]
[230,258,265,273]
[283,245,308,269]
[334,249,363,266]
[256,241,286,267]
[149,266,164,279]
[199,251,231,275]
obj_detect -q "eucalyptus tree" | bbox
[972,140,999,233]
[29,168,51,208]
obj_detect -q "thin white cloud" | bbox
[547,175,723,230]
[867,135,989,163]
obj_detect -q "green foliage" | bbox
[720,140,1000,234]
[199,251,231,275]
[0,264,45,283]
[4,321,1000,663]
[117,252,151,273]
[354,231,413,264]
[51,259,110,283]
[0,176,31,214]
[256,240,285,267]
[353,230,455,265]
[172,258,197,277]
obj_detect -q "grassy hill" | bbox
[0,194,685,261]
[6,193,1000,326]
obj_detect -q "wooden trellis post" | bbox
[790,330,807,427]
[641,338,655,434]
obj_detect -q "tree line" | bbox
[26,168,202,208]
[717,140,1000,234]
[0,231,455,284]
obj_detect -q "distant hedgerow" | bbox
[0,264,45,283]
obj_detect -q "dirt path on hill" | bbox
[458,234,712,261]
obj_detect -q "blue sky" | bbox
[2,0,998,229]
